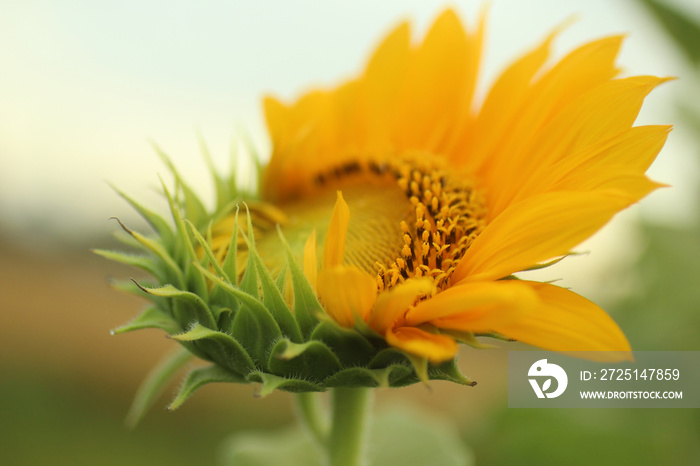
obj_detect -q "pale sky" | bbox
[0,0,696,268]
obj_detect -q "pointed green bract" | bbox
[92,249,161,278]
[168,365,247,411]
[429,360,477,386]
[112,306,180,335]
[243,230,303,343]
[112,217,184,287]
[221,207,240,282]
[197,129,232,213]
[160,178,209,300]
[133,282,217,330]
[278,227,322,338]
[152,142,208,226]
[125,347,193,428]
[312,321,377,367]
[171,323,256,375]
[186,219,230,283]
[247,372,324,398]
[269,339,342,382]
[109,183,175,247]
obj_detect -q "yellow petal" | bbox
[303,229,317,292]
[478,36,624,216]
[395,9,481,152]
[452,190,631,284]
[317,266,377,328]
[552,171,666,203]
[369,278,434,334]
[452,23,556,171]
[521,125,671,197]
[385,326,458,364]
[405,280,539,332]
[486,76,667,217]
[323,191,350,269]
[362,20,411,149]
[492,281,632,361]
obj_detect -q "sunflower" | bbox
[209,9,669,365]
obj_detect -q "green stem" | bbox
[295,392,329,446]
[328,387,372,466]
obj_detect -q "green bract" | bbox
[96,141,475,424]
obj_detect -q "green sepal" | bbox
[237,126,265,189]
[125,347,193,428]
[274,262,288,295]
[216,307,234,331]
[111,306,180,335]
[406,354,429,384]
[246,372,324,398]
[278,226,322,338]
[428,359,476,387]
[196,129,235,213]
[152,142,209,227]
[111,217,184,287]
[132,281,217,330]
[194,263,283,343]
[168,365,247,411]
[160,178,208,300]
[238,250,259,297]
[229,304,280,369]
[323,365,413,388]
[186,220,230,283]
[221,206,240,282]
[268,339,342,382]
[311,321,377,367]
[92,249,161,278]
[367,349,424,386]
[109,183,175,248]
[243,211,303,343]
[171,323,256,375]
[108,278,160,299]
[112,228,147,250]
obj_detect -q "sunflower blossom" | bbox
[215,9,669,365]
[103,9,670,411]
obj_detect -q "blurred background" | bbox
[1,0,698,464]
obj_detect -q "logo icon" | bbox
[528,359,568,398]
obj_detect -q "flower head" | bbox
[235,9,668,363]
[102,9,669,410]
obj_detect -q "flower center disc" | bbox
[255,155,487,291]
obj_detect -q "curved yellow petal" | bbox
[395,9,482,152]
[452,23,556,171]
[451,190,631,284]
[385,326,458,364]
[518,125,671,197]
[552,171,666,202]
[485,76,667,217]
[405,280,539,332]
[477,36,624,215]
[317,266,377,328]
[362,20,410,150]
[369,278,434,334]
[493,281,632,360]
[263,91,336,200]
[323,191,350,269]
